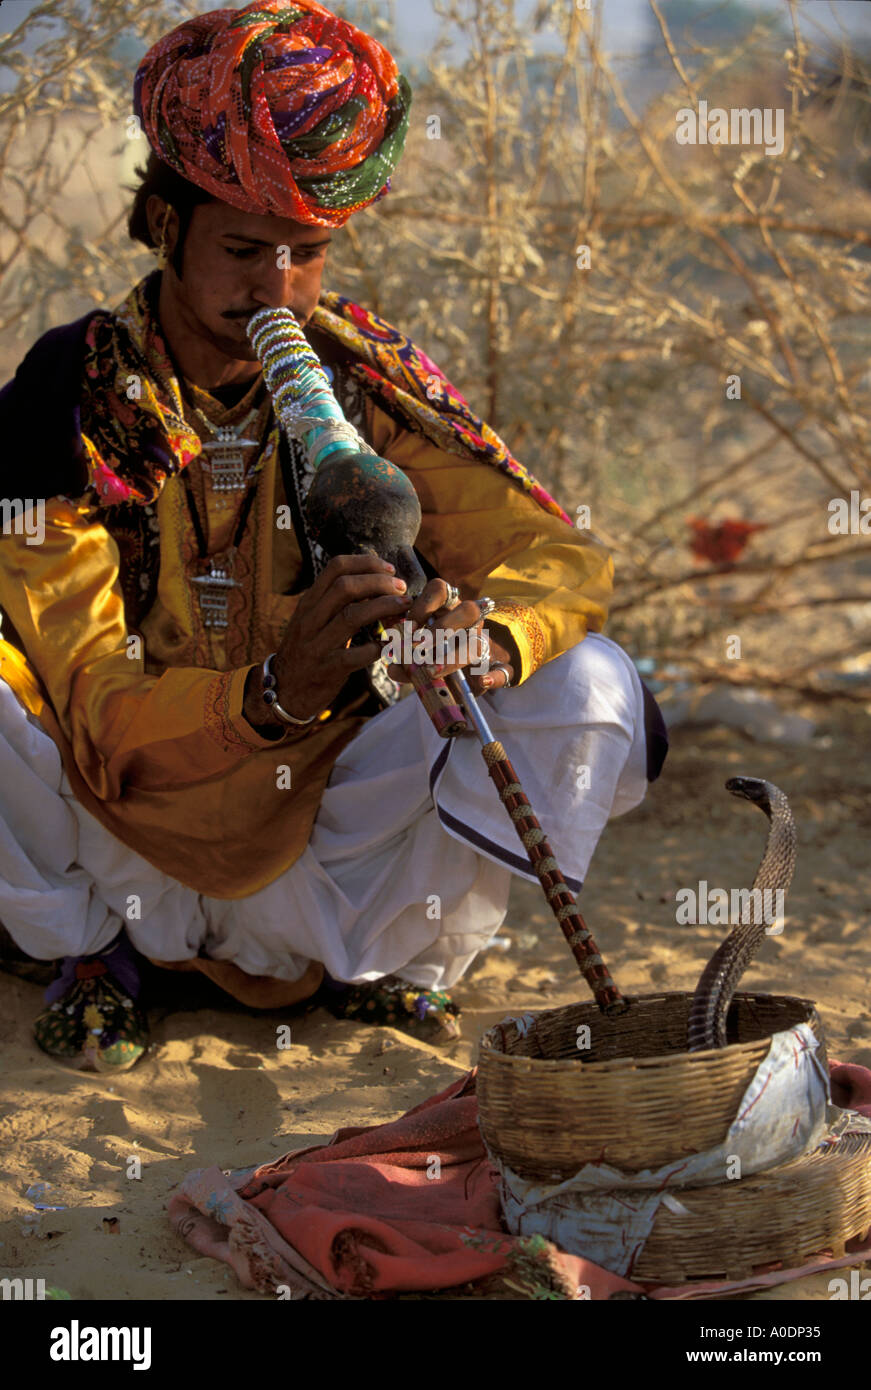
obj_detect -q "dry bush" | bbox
[2,0,870,697]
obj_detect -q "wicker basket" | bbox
[477,991,826,1181]
[632,1132,871,1284]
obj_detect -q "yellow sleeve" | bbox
[0,497,296,802]
[366,403,614,684]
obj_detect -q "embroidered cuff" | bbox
[486,602,547,685]
[205,666,291,754]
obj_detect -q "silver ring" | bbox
[489,662,512,689]
[477,596,497,618]
[444,583,461,611]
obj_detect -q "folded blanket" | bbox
[168,1060,871,1300]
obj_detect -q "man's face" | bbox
[152,197,332,363]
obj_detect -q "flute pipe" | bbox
[446,669,495,744]
[370,621,469,737]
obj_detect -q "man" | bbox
[0,0,665,1072]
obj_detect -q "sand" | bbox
[1,699,870,1301]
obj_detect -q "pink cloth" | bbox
[168,1061,871,1300]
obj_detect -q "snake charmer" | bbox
[0,0,666,1071]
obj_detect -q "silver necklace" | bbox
[189,401,260,493]
[182,391,264,627]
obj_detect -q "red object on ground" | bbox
[168,1061,871,1300]
[687,517,769,566]
[830,1059,871,1117]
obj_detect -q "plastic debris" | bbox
[514,931,540,951]
[633,658,689,696]
[24,1182,67,1211]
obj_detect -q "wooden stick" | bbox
[448,670,626,1015]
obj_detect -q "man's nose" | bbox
[250,256,302,312]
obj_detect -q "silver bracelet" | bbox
[261,653,319,726]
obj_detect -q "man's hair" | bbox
[127,151,216,277]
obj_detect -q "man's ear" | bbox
[145,195,178,254]
[145,194,165,248]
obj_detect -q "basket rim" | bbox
[478,990,821,1074]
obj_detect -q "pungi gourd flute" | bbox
[248,307,467,738]
[248,307,625,1016]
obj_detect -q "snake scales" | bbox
[687,776,797,1051]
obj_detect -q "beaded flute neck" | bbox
[248,308,372,470]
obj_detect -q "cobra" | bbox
[687,776,797,1052]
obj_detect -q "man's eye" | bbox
[225,247,325,261]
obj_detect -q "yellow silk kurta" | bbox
[0,386,613,898]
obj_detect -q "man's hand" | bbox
[243,554,412,730]
[384,577,516,695]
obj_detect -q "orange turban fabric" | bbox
[134,0,412,227]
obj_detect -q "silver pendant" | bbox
[190,564,241,628]
[201,434,259,492]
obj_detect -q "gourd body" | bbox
[304,450,427,597]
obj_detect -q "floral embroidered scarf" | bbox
[77,271,571,622]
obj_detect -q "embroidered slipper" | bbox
[318,973,461,1042]
[33,936,149,1073]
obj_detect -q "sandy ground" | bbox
[1,699,870,1302]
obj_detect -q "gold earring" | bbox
[156,206,172,270]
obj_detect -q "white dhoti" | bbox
[0,635,649,990]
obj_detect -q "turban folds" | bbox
[134,0,412,227]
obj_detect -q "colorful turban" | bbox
[133,0,412,227]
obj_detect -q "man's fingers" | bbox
[321,592,412,649]
[338,638,384,671]
[321,553,396,580]
[270,556,409,715]
[467,661,514,696]
[308,568,410,632]
[387,659,514,693]
[384,622,489,683]
[406,577,459,628]
[306,552,396,610]
[428,599,484,634]
[485,661,513,688]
